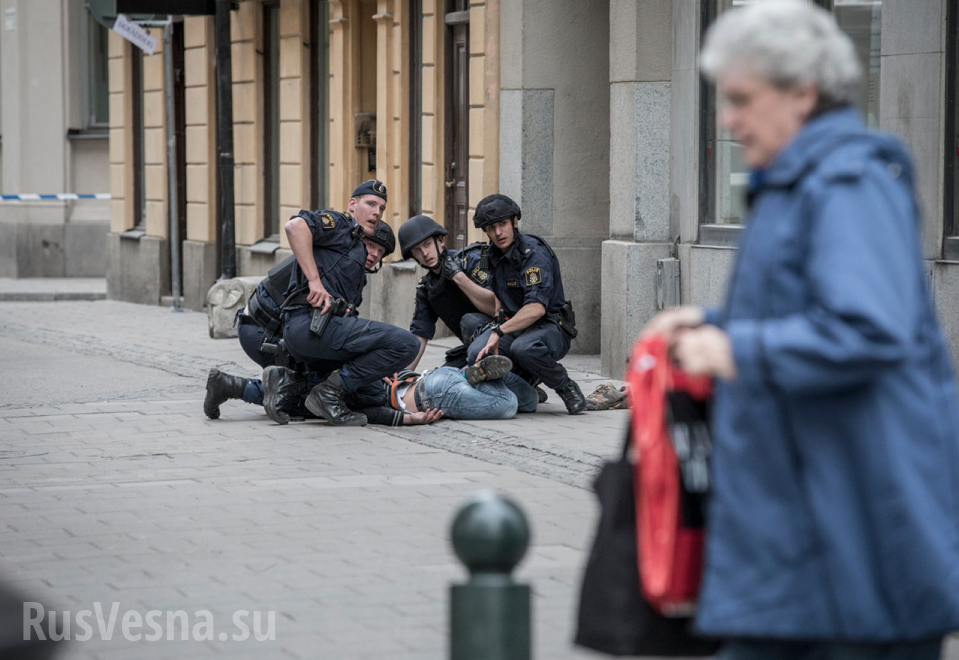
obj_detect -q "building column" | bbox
[601,0,672,374]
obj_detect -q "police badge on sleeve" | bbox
[523,267,542,286]
[320,212,335,230]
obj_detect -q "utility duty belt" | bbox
[246,289,281,334]
[547,300,578,339]
[309,297,359,340]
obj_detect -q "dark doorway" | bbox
[172,19,187,290]
[444,1,469,248]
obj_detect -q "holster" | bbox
[548,300,578,339]
[309,298,357,339]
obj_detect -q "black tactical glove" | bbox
[441,253,465,281]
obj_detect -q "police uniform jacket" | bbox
[488,232,565,317]
[410,244,491,341]
[284,209,369,308]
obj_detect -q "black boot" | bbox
[555,379,587,415]
[304,371,368,426]
[463,355,513,386]
[535,386,548,404]
[204,368,247,420]
[263,366,307,425]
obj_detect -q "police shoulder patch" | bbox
[523,266,542,286]
[470,266,489,283]
[318,212,336,230]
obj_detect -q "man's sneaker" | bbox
[555,379,587,415]
[203,368,247,419]
[262,366,307,425]
[535,386,548,404]
[464,355,513,386]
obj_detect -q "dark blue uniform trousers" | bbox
[467,318,571,390]
[283,310,419,394]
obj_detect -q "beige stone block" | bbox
[146,199,168,237]
[423,0,435,15]
[469,56,485,107]
[187,164,210,203]
[144,128,165,166]
[279,79,301,121]
[280,0,304,37]
[143,91,165,128]
[469,108,485,159]
[280,164,303,207]
[110,164,126,197]
[280,122,303,164]
[232,42,256,84]
[421,114,434,163]
[231,1,255,42]
[422,163,435,213]
[468,158,483,208]
[280,207,299,229]
[186,202,212,241]
[233,123,256,164]
[186,125,209,164]
[184,86,209,126]
[145,164,166,201]
[236,164,258,206]
[470,0,485,5]
[235,205,258,246]
[109,58,124,93]
[110,199,127,233]
[109,30,125,58]
[280,36,303,79]
[184,17,209,48]
[109,93,125,129]
[184,46,210,87]
[109,128,125,164]
[422,66,435,115]
[143,54,164,92]
[470,6,485,55]
[422,16,435,65]
[233,83,257,123]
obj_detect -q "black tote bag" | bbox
[573,430,720,657]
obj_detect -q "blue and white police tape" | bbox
[0,193,111,201]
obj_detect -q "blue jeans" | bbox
[417,368,537,419]
[716,639,943,660]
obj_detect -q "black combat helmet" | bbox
[398,215,447,260]
[473,194,522,229]
[367,220,396,256]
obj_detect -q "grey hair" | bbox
[700,0,861,109]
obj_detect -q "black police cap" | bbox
[398,215,447,261]
[352,179,388,202]
[366,220,396,256]
[473,194,521,229]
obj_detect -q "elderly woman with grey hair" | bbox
[644,1,959,658]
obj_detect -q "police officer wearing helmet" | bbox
[398,214,497,370]
[468,194,587,414]
[273,180,419,426]
[203,219,395,421]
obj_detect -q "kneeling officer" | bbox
[468,194,586,414]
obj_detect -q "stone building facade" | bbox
[105,0,959,375]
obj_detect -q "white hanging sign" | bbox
[112,14,157,56]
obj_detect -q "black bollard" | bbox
[449,490,531,660]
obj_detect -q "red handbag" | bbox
[626,335,712,616]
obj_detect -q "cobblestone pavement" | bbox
[0,300,627,660]
[3,300,956,660]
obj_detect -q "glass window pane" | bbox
[89,19,110,126]
[833,0,881,128]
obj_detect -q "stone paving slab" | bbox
[0,278,106,301]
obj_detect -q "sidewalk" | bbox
[0,299,627,660]
[0,277,106,301]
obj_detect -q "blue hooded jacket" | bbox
[695,108,959,640]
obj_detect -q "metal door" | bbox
[444,6,469,248]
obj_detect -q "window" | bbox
[263,1,281,238]
[945,0,959,258]
[699,0,883,243]
[87,17,110,127]
[132,48,146,229]
[310,0,330,211]
[408,0,422,218]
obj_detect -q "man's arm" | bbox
[476,301,545,360]
[285,216,330,312]
[451,272,497,316]
[406,335,429,371]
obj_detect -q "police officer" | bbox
[398,214,496,370]
[467,194,587,414]
[277,180,420,426]
[202,226,394,420]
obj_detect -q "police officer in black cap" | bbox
[398,214,496,370]
[274,180,420,426]
[202,222,395,420]
[468,193,587,414]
